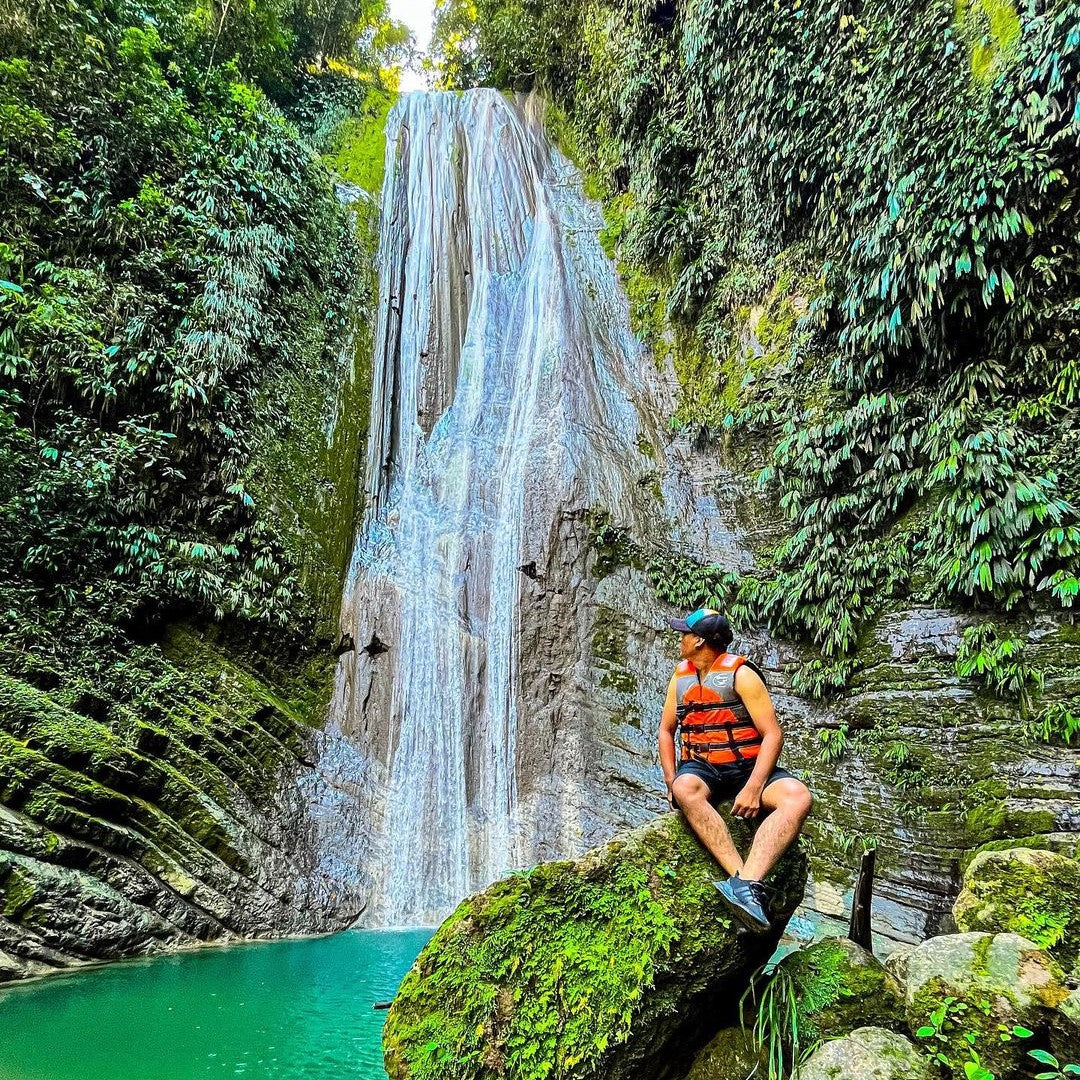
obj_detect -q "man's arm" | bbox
[731,664,783,819]
[659,677,678,807]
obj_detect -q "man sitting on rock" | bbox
[659,608,812,931]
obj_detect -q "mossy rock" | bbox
[793,1026,933,1080]
[954,847,1080,969]
[776,937,905,1045]
[681,1024,766,1080]
[383,812,808,1080]
[1052,987,1080,1064]
[905,932,1070,1079]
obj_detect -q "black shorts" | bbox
[675,758,798,805]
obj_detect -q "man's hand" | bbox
[731,783,762,819]
[665,777,676,810]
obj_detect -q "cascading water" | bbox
[308,89,671,927]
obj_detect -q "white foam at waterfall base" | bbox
[329,88,665,927]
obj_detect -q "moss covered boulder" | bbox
[954,847,1080,970]
[793,1027,933,1080]
[383,812,808,1080]
[681,1025,766,1080]
[776,937,905,1044]
[904,932,1070,1079]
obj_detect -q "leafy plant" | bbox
[1029,1049,1080,1080]
[955,624,1044,710]
[1029,702,1080,746]
[816,725,850,765]
[915,997,1033,1079]
[740,967,821,1080]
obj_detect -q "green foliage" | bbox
[1028,701,1080,746]
[0,0,408,653]
[1029,1049,1080,1079]
[0,0,402,857]
[915,996,1034,1080]
[740,966,815,1080]
[435,0,1080,688]
[954,624,1044,704]
[793,657,858,700]
[647,552,729,611]
[744,939,903,1078]
[815,725,849,765]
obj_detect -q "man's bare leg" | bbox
[740,779,813,881]
[672,775,744,877]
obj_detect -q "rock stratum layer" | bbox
[0,628,365,982]
[384,812,808,1080]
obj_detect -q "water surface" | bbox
[0,929,431,1080]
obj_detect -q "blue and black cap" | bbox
[667,607,733,646]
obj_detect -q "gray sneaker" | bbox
[714,873,772,932]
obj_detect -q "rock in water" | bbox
[383,812,808,1080]
[954,847,1080,970]
[793,1026,932,1080]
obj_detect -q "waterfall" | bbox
[319,89,668,927]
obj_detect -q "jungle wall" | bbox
[0,0,399,979]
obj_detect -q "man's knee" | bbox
[788,784,813,821]
[671,774,710,809]
[768,780,812,822]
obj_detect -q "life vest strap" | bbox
[683,735,763,752]
[676,700,750,719]
[683,721,759,735]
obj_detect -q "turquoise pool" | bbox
[0,928,432,1079]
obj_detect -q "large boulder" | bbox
[383,812,808,1080]
[954,847,1080,970]
[776,937,905,1044]
[793,1026,933,1080]
[904,932,1070,1078]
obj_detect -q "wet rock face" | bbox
[585,432,1080,945]
[383,813,808,1080]
[309,85,1079,940]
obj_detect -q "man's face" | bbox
[678,631,698,660]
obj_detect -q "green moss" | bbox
[777,937,905,1045]
[0,619,332,897]
[954,0,1022,81]
[1,865,37,919]
[961,802,1056,848]
[600,669,638,694]
[324,88,396,195]
[955,848,1080,967]
[587,508,640,578]
[384,815,808,1080]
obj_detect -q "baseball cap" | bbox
[667,608,733,644]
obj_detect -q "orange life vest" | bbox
[674,653,762,766]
